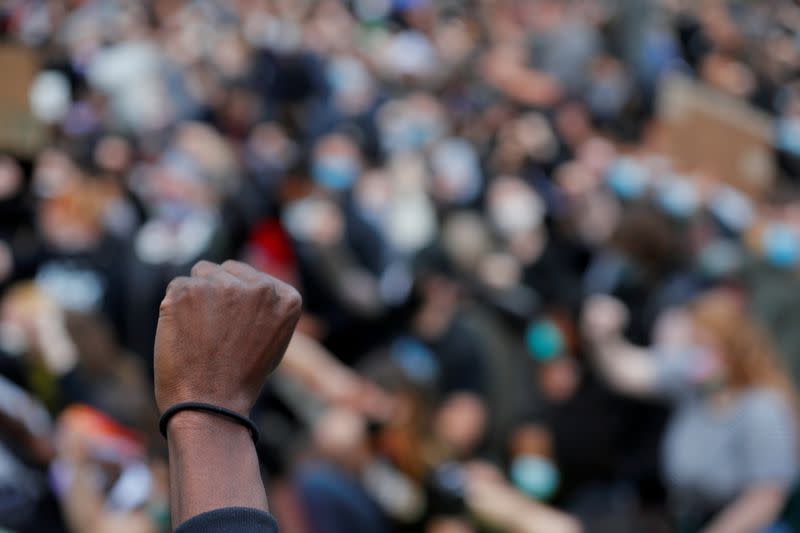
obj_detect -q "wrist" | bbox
[587,330,623,347]
[164,409,267,526]
[166,409,252,441]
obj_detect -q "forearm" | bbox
[61,461,104,533]
[466,475,581,533]
[281,332,345,385]
[167,411,268,528]
[703,485,788,533]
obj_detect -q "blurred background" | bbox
[3,1,800,532]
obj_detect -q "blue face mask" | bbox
[525,320,564,362]
[154,199,201,223]
[391,336,440,385]
[638,29,680,84]
[657,179,698,219]
[762,224,800,269]
[384,116,443,154]
[588,78,628,119]
[312,155,360,191]
[708,187,754,234]
[606,158,648,200]
[510,455,559,501]
[409,120,436,150]
[697,239,742,279]
[777,118,800,156]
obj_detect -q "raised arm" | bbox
[154,260,302,531]
[581,295,659,398]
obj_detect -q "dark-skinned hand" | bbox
[155,260,302,417]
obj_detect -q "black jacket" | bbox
[175,507,278,532]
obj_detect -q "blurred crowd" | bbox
[4,0,800,532]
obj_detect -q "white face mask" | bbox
[134,213,216,265]
[487,178,545,236]
[282,197,345,246]
[30,70,71,124]
[386,195,437,253]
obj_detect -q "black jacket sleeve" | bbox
[174,507,279,533]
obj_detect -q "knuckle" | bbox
[262,286,280,306]
[166,277,204,304]
[253,277,275,295]
[216,279,240,294]
[280,285,303,317]
[165,277,187,297]
[191,260,214,276]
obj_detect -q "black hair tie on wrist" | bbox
[159,402,260,444]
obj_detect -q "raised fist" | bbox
[581,294,629,344]
[154,260,302,416]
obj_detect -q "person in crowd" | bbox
[583,290,799,533]
[2,1,800,532]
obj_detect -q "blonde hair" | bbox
[690,290,798,411]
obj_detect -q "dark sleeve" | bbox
[174,507,279,533]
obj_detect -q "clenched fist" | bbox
[154,260,302,417]
[581,294,629,344]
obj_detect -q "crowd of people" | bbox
[3,0,800,531]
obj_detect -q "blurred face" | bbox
[313,408,369,469]
[554,161,597,201]
[282,196,345,246]
[434,17,478,67]
[378,95,448,155]
[655,307,728,389]
[210,31,252,79]
[247,122,297,174]
[486,176,544,237]
[430,138,482,206]
[441,213,492,274]
[312,134,362,191]
[0,284,72,366]
[33,149,78,198]
[434,393,487,458]
[571,189,620,247]
[353,168,391,221]
[0,157,22,200]
[700,53,756,99]
[143,164,216,215]
[327,55,375,115]
[688,324,727,381]
[555,102,592,149]
[538,357,579,402]
[218,87,261,137]
[653,308,695,348]
[94,135,133,175]
[509,424,553,458]
[39,193,104,252]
